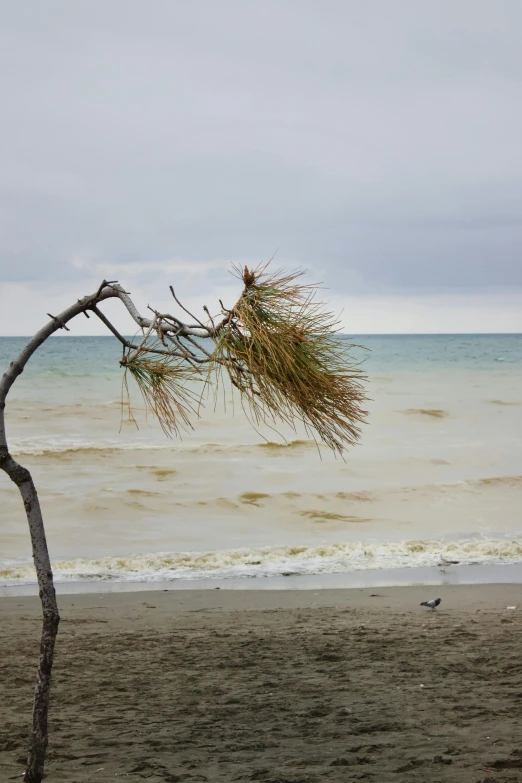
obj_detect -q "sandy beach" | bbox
[1,584,522,782]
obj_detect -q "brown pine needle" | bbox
[117,262,368,453]
[122,357,202,437]
[210,264,368,453]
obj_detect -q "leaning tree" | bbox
[0,264,367,783]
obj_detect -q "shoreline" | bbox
[1,581,521,615]
[2,561,522,598]
[2,582,521,628]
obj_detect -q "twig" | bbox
[170,286,209,331]
[46,314,70,332]
[219,299,233,314]
[77,301,91,318]
[203,305,215,329]
[127,316,158,362]
[90,306,186,360]
[94,279,119,299]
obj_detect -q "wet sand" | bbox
[1,584,522,782]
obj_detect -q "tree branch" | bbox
[89,307,204,363]
[0,280,223,416]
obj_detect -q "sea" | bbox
[1,334,521,592]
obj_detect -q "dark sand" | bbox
[1,584,522,782]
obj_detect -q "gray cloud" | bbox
[1,0,522,297]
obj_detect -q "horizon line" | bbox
[1,332,521,338]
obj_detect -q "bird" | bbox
[420,597,441,611]
[438,555,460,572]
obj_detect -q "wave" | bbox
[239,492,271,506]
[401,408,449,419]
[336,491,376,501]
[148,469,178,480]
[10,437,318,458]
[474,475,522,488]
[300,511,372,523]
[9,438,175,457]
[8,438,222,457]
[257,440,313,451]
[2,537,522,586]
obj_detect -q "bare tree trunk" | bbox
[0,448,59,783]
[0,287,123,782]
[0,282,203,781]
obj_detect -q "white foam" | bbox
[9,436,314,456]
[10,437,178,456]
[2,537,522,586]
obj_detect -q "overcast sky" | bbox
[1,0,521,334]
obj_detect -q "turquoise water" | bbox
[1,334,521,380]
[1,333,522,587]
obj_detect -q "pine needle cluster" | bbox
[210,264,367,452]
[122,263,368,453]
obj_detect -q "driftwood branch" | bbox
[0,280,215,783]
[0,267,367,782]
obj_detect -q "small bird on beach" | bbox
[420,597,441,611]
[438,555,460,572]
